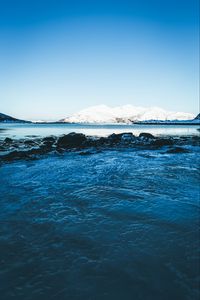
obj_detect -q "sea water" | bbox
[0,124,199,300]
[0,122,199,140]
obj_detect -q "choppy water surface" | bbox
[0,145,199,299]
[0,123,199,139]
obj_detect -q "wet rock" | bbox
[108,133,124,143]
[82,137,97,147]
[191,136,200,146]
[121,133,135,142]
[41,136,56,151]
[97,137,109,146]
[4,137,13,144]
[166,147,190,154]
[0,145,5,151]
[139,133,155,139]
[57,133,87,149]
[28,146,48,155]
[1,132,199,164]
[24,140,37,146]
[152,138,173,147]
[1,150,29,161]
[43,136,56,144]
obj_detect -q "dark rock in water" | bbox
[81,137,97,147]
[107,133,134,144]
[121,133,135,142]
[1,150,29,161]
[0,145,5,151]
[24,140,37,146]
[108,133,124,143]
[42,136,56,150]
[139,133,155,139]
[57,133,87,149]
[152,138,173,147]
[4,137,13,144]
[28,146,49,155]
[1,132,199,163]
[191,135,200,146]
[166,147,190,154]
[97,137,109,146]
[43,136,56,144]
[79,150,93,156]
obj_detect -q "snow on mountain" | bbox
[60,105,194,124]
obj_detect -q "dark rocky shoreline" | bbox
[0,132,199,163]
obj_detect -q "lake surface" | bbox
[0,123,199,140]
[0,123,199,300]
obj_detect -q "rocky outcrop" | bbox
[0,132,199,163]
[57,133,87,149]
[139,133,155,140]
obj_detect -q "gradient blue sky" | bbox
[0,0,199,120]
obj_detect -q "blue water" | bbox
[0,123,199,139]
[0,142,199,299]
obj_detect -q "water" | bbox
[0,122,199,140]
[0,124,199,299]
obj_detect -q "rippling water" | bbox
[0,123,199,139]
[0,145,199,299]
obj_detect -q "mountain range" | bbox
[0,106,199,124]
[60,105,195,124]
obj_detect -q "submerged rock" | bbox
[166,147,190,154]
[152,138,174,147]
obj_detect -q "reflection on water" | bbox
[0,123,199,139]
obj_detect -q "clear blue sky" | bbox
[0,0,199,120]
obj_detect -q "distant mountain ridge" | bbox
[0,113,30,123]
[1,108,199,124]
[60,105,195,124]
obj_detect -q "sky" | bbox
[0,0,199,121]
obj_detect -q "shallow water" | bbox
[0,123,199,140]
[0,146,199,300]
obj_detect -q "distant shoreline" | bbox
[132,122,200,126]
[0,121,199,126]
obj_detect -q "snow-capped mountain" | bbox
[60,105,194,124]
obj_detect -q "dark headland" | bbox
[0,113,31,123]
